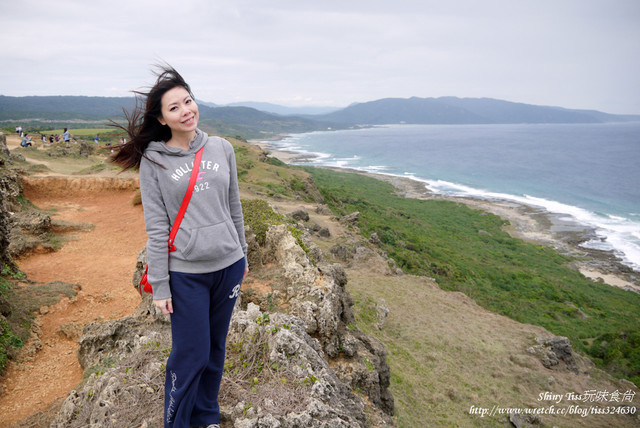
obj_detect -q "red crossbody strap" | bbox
[168,146,204,252]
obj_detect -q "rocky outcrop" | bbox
[527,335,579,374]
[262,224,394,415]
[7,211,55,258]
[340,211,360,225]
[0,184,15,274]
[0,133,19,271]
[46,139,95,158]
[52,223,394,427]
[0,133,10,158]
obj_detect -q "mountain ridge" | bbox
[314,96,640,124]
[1,95,638,130]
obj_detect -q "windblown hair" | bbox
[109,64,195,171]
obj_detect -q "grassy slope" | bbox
[307,168,640,384]
[344,266,638,427]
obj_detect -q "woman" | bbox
[110,65,248,428]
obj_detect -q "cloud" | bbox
[1,0,639,113]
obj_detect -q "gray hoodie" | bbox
[139,129,247,300]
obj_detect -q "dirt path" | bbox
[0,182,147,426]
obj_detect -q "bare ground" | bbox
[0,175,146,427]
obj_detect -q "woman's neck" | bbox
[166,130,196,150]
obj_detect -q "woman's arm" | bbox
[139,156,173,300]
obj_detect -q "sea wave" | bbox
[412,177,640,272]
[261,134,640,272]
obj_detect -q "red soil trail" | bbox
[0,180,147,427]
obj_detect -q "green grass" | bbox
[0,274,78,376]
[241,199,287,245]
[307,167,640,387]
[228,137,320,203]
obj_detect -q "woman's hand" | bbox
[244,265,249,280]
[153,298,173,314]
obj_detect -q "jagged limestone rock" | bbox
[244,225,263,268]
[54,301,378,427]
[0,136,20,271]
[53,222,394,426]
[0,133,10,158]
[263,224,394,416]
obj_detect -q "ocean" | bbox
[261,122,640,272]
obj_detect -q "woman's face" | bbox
[158,86,199,136]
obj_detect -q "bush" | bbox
[241,199,286,245]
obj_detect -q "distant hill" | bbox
[226,101,341,116]
[0,95,332,138]
[314,96,640,124]
[2,96,638,137]
[196,105,332,137]
[0,95,137,121]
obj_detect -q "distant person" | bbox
[63,128,70,143]
[41,134,46,143]
[110,64,247,428]
[15,125,20,134]
[49,135,54,144]
[20,134,33,147]
[94,134,100,144]
[55,134,60,142]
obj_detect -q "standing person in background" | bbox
[94,134,100,144]
[109,65,248,428]
[63,128,70,143]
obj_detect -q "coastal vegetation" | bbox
[307,167,640,387]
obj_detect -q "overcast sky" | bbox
[1,0,639,114]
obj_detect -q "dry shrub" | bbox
[8,398,65,428]
[63,346,166,428]
[220,314,311,416]
[132,189,142,206]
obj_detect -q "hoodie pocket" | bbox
[182,220,239,261]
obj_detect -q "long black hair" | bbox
[109,64,195,171]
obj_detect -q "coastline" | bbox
[256,142,640,293]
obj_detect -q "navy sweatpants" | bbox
[164,257,245,428]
